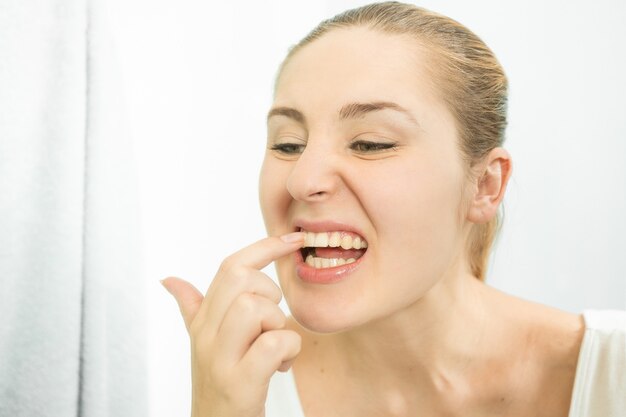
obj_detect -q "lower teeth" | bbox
[305,255,356,268]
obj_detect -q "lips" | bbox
[292,219,369,284]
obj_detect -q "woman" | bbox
[161,2,626,416]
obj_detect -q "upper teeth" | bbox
[302,231,367,250]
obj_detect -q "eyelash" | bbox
[270,143,305,154]
[351,140,398,153]
[270,140,398,155]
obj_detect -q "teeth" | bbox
[314,232,329,247]
[301,231,367,250]
[340,235,353,250]
[305,233,316,247]
[305,254,356,269]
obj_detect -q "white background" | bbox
[107,1,626,415]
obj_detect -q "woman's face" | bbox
[260,27,472,333]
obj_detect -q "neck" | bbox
[289,263,585,416]
[301,268,537,415]
[334,270,494,388]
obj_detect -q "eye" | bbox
[269,143,305,155]
[350,140,398,153]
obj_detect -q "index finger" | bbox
[192,232,305,341]
[222,232,305,271]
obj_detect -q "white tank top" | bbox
[265,309,626,417]
[568,309,626,417]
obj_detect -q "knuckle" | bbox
[228,266,249,287]
[274,309,287,327]
[268,283,283,303]
[234,292,258,314]
[218,259,249,286]
[257,332,281,353]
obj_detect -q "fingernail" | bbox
[280,232,304,243]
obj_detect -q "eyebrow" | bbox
[266,101,420,127]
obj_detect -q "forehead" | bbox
[274,27,439,116]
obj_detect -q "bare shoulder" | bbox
[528,304,586,416]
[486,287,586,415]
[489,286,585,361]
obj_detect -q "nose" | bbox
[286,141,341,202]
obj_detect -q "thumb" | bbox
[161,276,204,332]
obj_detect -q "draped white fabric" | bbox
[0,0,147,415]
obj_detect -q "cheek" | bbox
[362,158,464,270]
[362,162,451,223]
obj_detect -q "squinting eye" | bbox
[350,140,398,153]
[269,143,305,155]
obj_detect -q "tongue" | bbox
[314,247,366,259]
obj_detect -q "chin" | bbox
[283,291,371,335]
[288,308,355,334]
[275,258,375,334]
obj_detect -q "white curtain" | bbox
[0,0,147,415]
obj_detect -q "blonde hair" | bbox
[273,1,508,281]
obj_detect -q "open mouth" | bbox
[298,228,368,269]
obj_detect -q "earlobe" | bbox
[467,148,512,224]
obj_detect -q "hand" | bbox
[161,232,305,417]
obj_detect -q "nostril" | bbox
[310,191,328,199]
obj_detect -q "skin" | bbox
[259,27,586,417]
[162,26,586,417]
[162,235,305,417]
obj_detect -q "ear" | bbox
[466,147,513,224]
